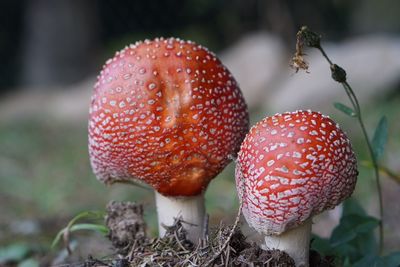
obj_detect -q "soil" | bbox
[29,201,334,267]
[105,201,147,255]
[78,201,332,267]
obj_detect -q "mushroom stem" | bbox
[263,219,312,267]
[155,191,205,243]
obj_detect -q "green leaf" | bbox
[0,244,30,264]
[352,252,400,267]
[18,258,39,267]
[52,223,108,248]
[51,210,107,248]
[354,219,380,233]
[372,116,388,159]
[328,199,380,263]
[342,199,377,255]
[353,254,380,267]
[353,229,378,256]
[342,198,367,217]
[310,235,332,256]
[65,211,105,229]
[382,251,400,267]
[330,214,379,247]
[342,257,352,267]
[330,228,357,247]
[334,102,357,117]
[333,243,359,263]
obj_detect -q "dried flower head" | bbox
[290,28,310,73]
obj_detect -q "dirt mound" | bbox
[95,201,331,266]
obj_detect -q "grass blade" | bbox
[333,102,357,117]
[372,116,388,159]
[51,223,108,248]
[51,211,106,248]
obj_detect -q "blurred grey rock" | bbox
[9,219,40,235]
[266,35,400,114]
[0,78,93,124]
[220,32,286,109]
[2,34,400,126]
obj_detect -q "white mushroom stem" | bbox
[263,219,312,267]
[155,191,205,243]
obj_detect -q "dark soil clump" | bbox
[105,201,147,254]
[234,247,295,266]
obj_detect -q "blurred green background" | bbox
[1,0,400,264]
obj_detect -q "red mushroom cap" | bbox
[235,110,357,235]
[89,37,249,196]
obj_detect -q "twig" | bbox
[203,202,243,266]
[174,230,189,252]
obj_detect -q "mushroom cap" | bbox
[235,110,357,235]
[89,37,249,196]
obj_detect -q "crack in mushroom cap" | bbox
[89,37,249,196]
[235,110,357,235]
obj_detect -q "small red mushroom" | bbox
[89,37,249,242]
[235,110,357,266]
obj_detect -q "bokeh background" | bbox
[1,0,400,264]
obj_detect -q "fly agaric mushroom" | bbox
[89,37,249,242]
[235,110,357,267]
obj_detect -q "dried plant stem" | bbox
[204,202,243,266]
[293,26,384,253]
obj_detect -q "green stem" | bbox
[316,45,384,253]
[345,83,383,253]
[379,166,400,182]
[361,161,400,183]
[319,47,333,65]
[341,82,357,113]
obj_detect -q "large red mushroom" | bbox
[89,37,249,242]
[235,110,357,266]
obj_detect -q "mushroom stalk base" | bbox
[262,219,312,267]
[155,192,205,243]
